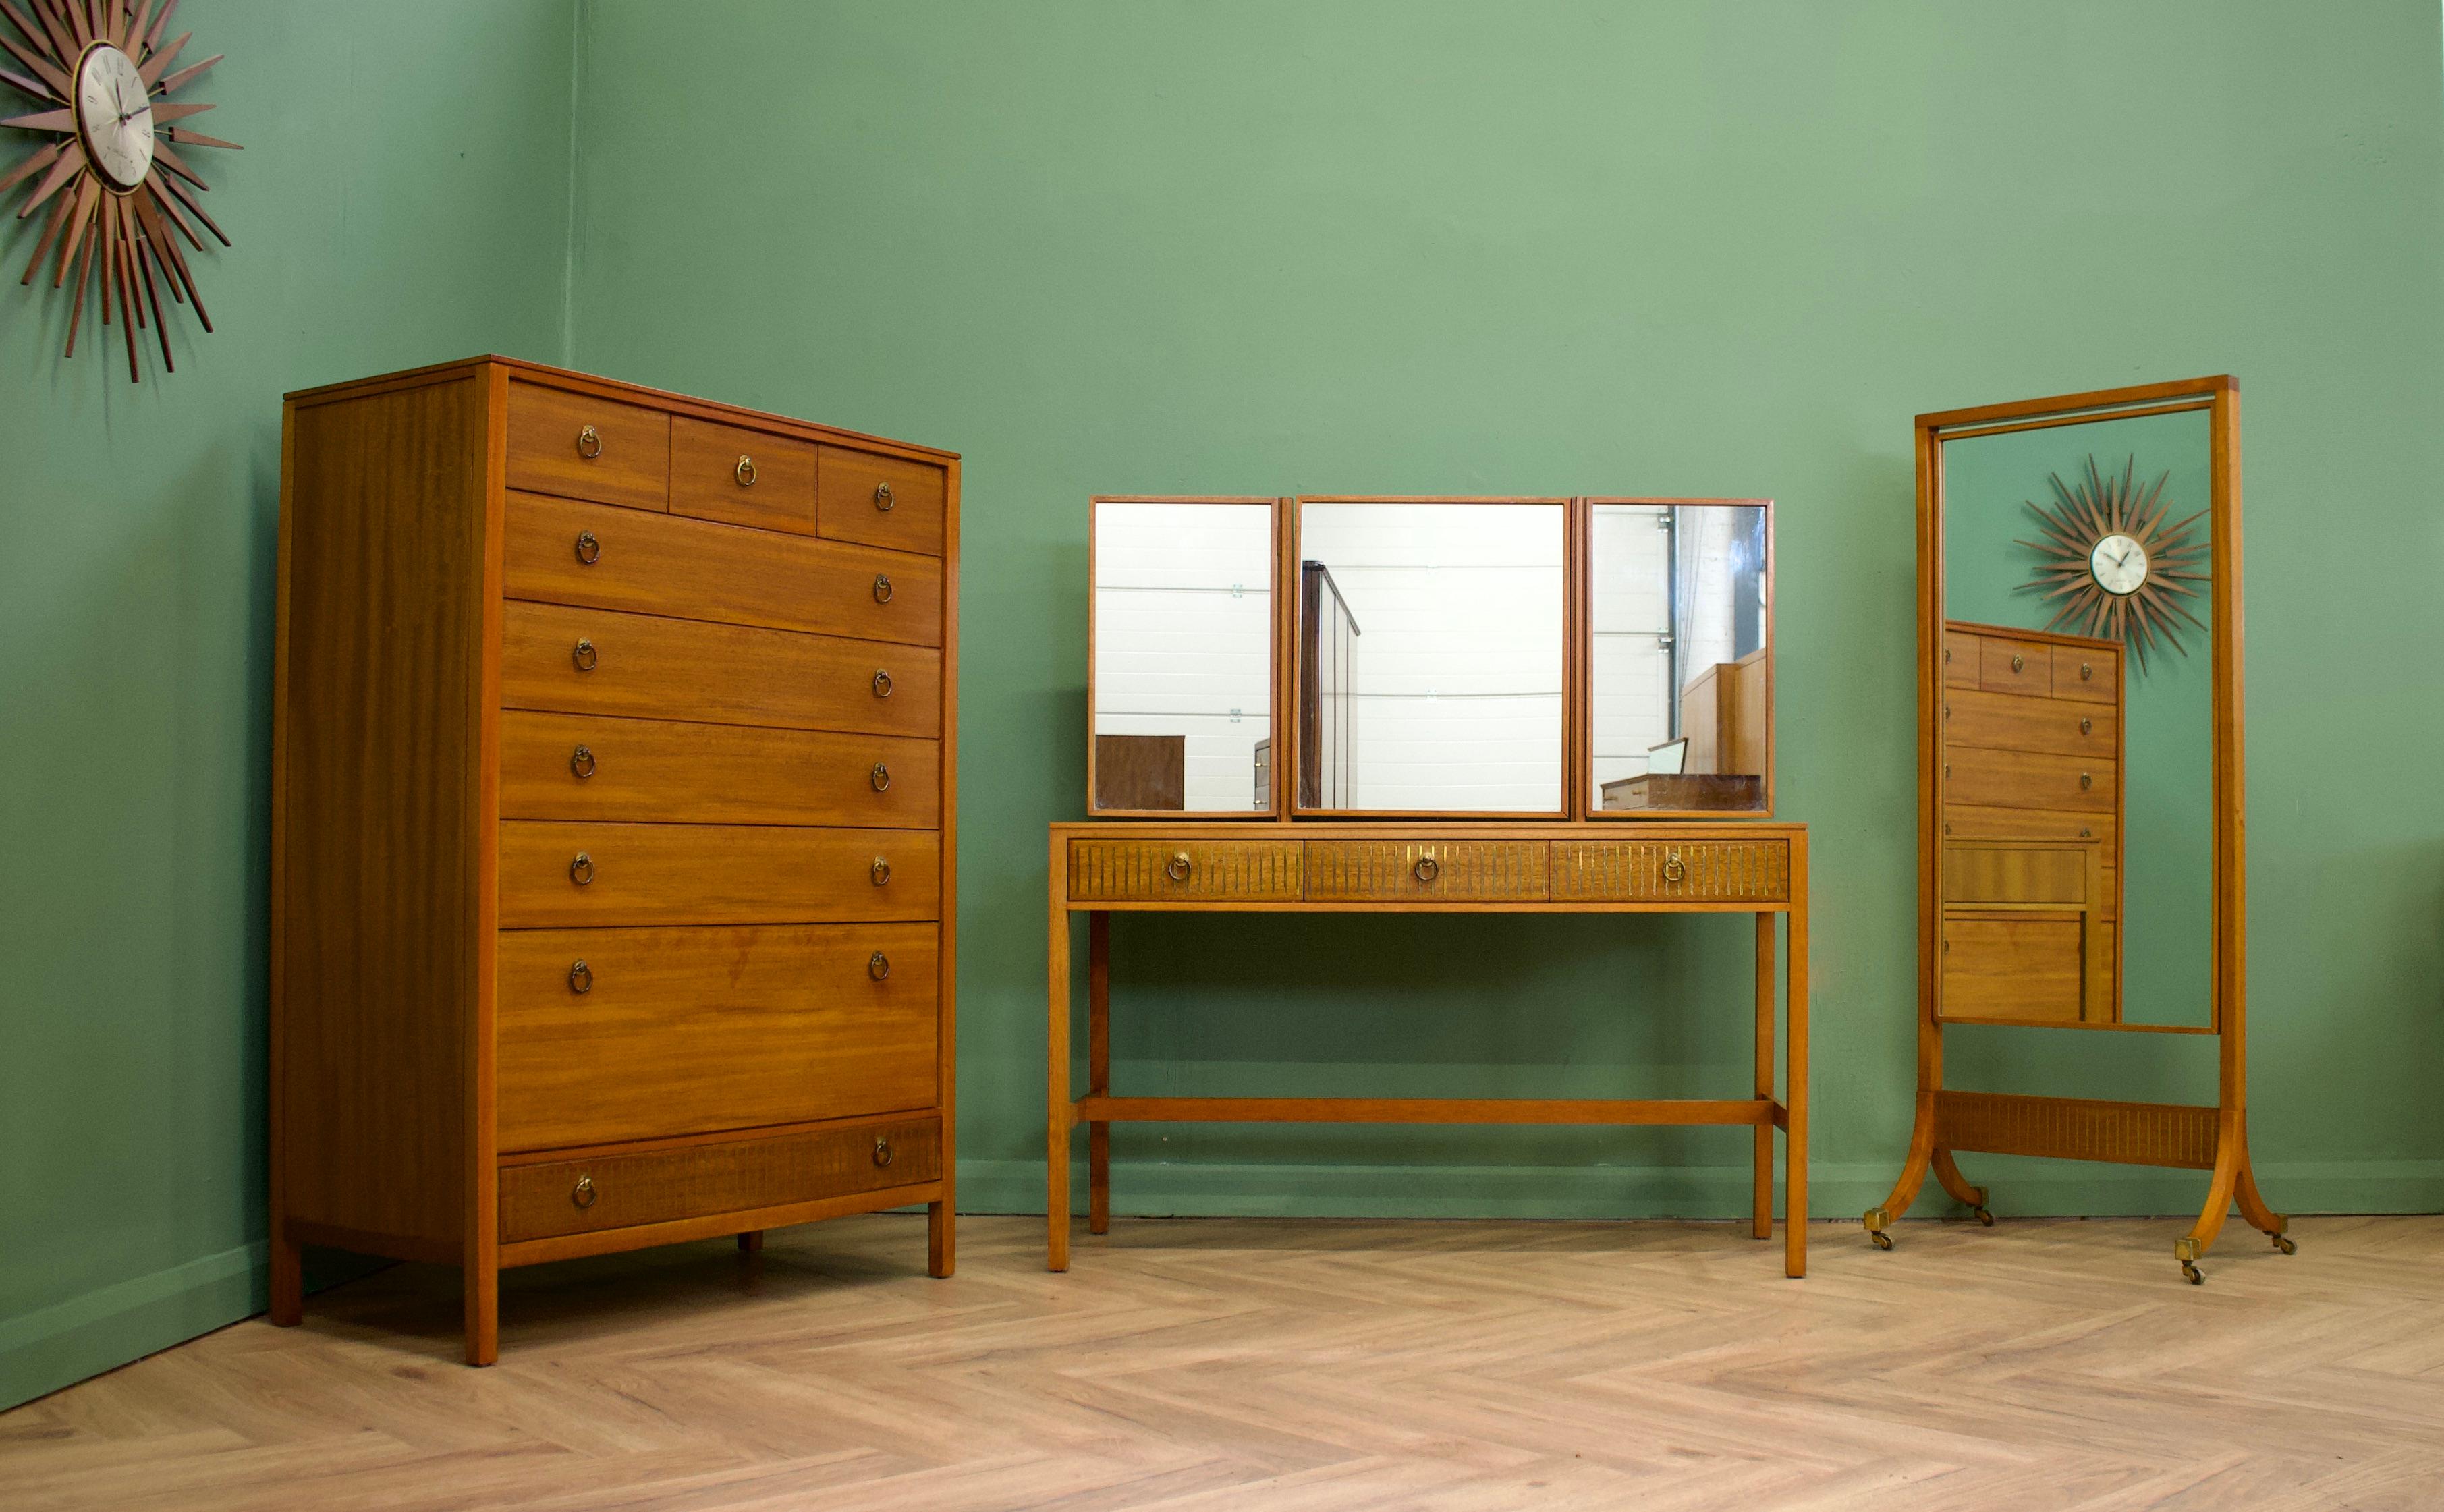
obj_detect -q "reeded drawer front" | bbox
[505,493,941,648]
[1067,839,1302,902]
[1945,688,2116,758]
[499,1115,941,1243]
[506,381,669,511]
[1551,839,1790,902]
[499,821,939,928]
[819,445,947,556]
[669,416,819,534]
[501,601,941,739]
[497,923,939,1152]
[1946,746,2115,812]
[501,710,939,829]
[1303,840,1549,902]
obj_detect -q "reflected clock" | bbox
[2,0,238,381]
[2018,454,2207,670]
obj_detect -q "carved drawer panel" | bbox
[1067,839,1302,902]
[1302,840,1549,902]
[1550,838,1789,903]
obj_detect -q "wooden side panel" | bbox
[499,711,939,829]
[275,375,487,1245]
[1303,839,1551,902]
[496,924,939,1150]
[498,821,940,927]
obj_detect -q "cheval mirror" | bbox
[1865,376,2292,1283]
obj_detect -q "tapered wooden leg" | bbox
[928,1200,955,1276]
[2175,1119,2243,1281]
[464,1257,497,1367]
[737,1231,764,1253]
[1047,878,1072,1272]
[1088,911,1111,1236]
[1785,865,1809,1279]
[1752,912,1775,1241]
[268,1227,303,1327]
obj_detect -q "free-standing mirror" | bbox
[1587,499,1774,816]
[1292,497,1569,816]
[1089,497,1281,816]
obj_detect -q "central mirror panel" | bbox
[1293,498,1566,814]
[1588,499,1773,814]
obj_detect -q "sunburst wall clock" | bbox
[2,0,235,381]
[2016,453,2208,671]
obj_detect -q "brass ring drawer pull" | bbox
[2011,654,2025,673]
[872,1137,894,1167]
[570,744,596,779]
[873,481,895,512]
[574,530,601,565]
[575,424,602,459]
[1663,851,1687,885]
[569,851,594,886]
[872,669,893,698]
[2079,718,2092,735]
[873,573,893,604]
[1165,851,1192,883]
[571,1173,597,1208]
[567,959,592,994]
[869,951,891,981]
[2080,771,2094,790]
[2081,662,2096,681]
[871,856,892,886]
[735,453,757,487]
[572,638,599,672]
[1413,855,1439,883]
[870,762,891,792]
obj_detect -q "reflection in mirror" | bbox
[1295,501,1564,812]
[1092,499,1273,812]
[1589,503,1770,812]
[1937,410,2213,1028]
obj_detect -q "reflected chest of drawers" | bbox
[268,358,958,1364]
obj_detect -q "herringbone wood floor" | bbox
[5,1214,2439,1510]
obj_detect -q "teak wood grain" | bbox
[505,379,670,511]
[818,443,947,556]
[495,922,939,1151]
[1945,686,2118,758]
[498,710,940,829]
[668,414,818,531]
[497,820,941,928]
[504,492,943,647]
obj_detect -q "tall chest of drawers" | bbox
[268,358,957,1364]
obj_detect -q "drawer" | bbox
[1941,804,2115,854]
[669,415,819,534]
[1066,839,1302,903]
[1551,838,1791,903]
[1945,746,2115,812]
[1978,634,2054,697]
[1304,840,1549,902]
[501,601,941,739]
[497,924,938,1151]
[819,445,947,556]
[1941,628,1981,689]
[1940,918,2084,1024]
[505,493,942,648]
[1945,687,2117,757]
[1942,840,2099,908]
[500,711,939,829]
[506,381,669,511]
[499,821,939,928]
[2053,643,2118,704]
[499,1115,940,1243]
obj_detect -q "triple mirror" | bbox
[1088,495,1773,820]
[1928,389,2230,1030]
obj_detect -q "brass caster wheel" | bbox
[1971,1206,1995,1228]
[1870,1230,1894,1252]
[2181,1262,2204,1285]
[2272,1233,2296,1256]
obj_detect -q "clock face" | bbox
[2090,532,2148,596]
[74,43,155,192]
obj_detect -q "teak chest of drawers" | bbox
[269,358,958,1364]
[1047,822,1810,1276]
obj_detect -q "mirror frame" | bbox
[1085,495,1290,820]
[1287,496,1578,820]
[1577,497,1777,822]
[1918,376,2240,1034]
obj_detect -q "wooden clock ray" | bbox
[2,0,236,381]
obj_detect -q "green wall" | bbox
[567,0,2444,1221]
[0,1,575,1410]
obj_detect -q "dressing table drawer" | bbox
[1551,838,1791,903]
[1066,839,1303,902]
[499,1115,941,1243]
[1302,839,1549,901]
